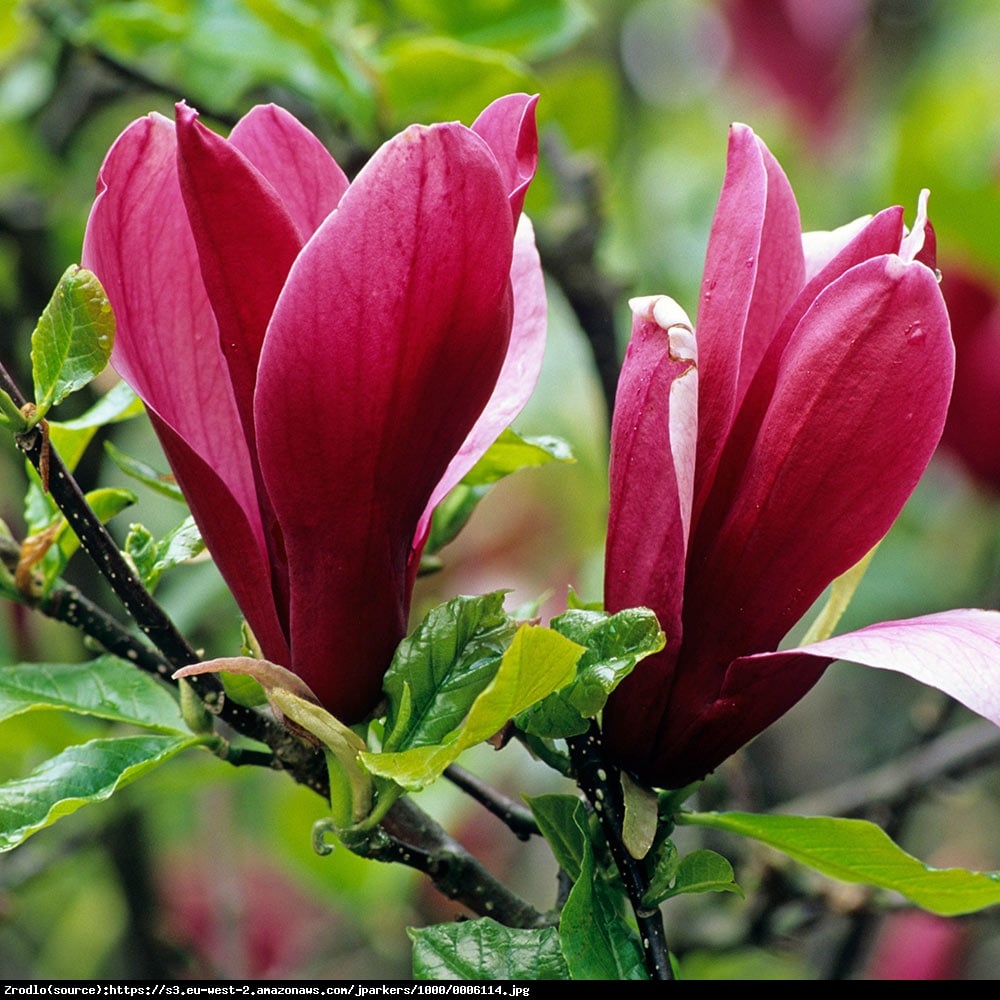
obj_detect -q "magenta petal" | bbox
[229,104,349,241]
[602,297,699,764]
[415,214,547,549]
[174,102,303,443]
[255,122,515,720]
[616,647,831,790]
[80,112,285,659]
[693,124,805,519]
[775,609,1000,727]
[686,255,953,671]
[81,112,264,536]
[149,415,291,666]
[471,93,539,220]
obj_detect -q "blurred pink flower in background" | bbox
[865,910,968,980]
[722,0,870,136]
[936,265,1000,494]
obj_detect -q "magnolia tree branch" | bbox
[445,764,540,840]
[1,362,564,927]
[775,717,1000,820]
[0,354,332,795]
[377,797,553,928]
[568,722,673,981]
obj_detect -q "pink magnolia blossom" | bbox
[82,96,545,722]
[603,123,1000,789]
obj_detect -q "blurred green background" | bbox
[2,0,1000,980]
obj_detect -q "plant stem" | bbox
[568,722,673,981]
[445,764,540,840]
[0,357,330,796]
[360,796,554,929]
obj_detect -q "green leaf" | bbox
[104,439,185,502]
[560,817,647,980]
[0,733,205,852]
[526,792,589,882]
[29,266,114,421]
[125,516,204,592]
[382,592,517,753]
[642,839,680,909]
[364,625,583,790]
[46,380,143,472]
[464,428,574,487]
[680,811,1000,916]
[425,431,573,555]
[0,656,185,731]
[653,849,742,904]
[424,482,490,555]
[410,918,568,981]
[621,772,659,860]
[517,607,664,739]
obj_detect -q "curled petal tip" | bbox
[630,295,694,336]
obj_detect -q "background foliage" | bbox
[2,0,1000,979]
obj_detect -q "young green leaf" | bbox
[381,591,517,753]
[646,849,742,906]
[0,733,206,852]
[104,439,185,502]
[423,482,489,555]
[517,606,664,739]
[464,428,574,486]
[424,431,573,556]
[410,919,569,981]
[621,772,659,860]
[364,625,583,790]
[0,656,184,731]
[559,813,647,980]
[125,516,204,592]
[526,792,590,882]
[0,387,28,434]
[642,839,680,909]
[45,380,143,473]
[680,811,1000,916]
[29,265,114,421]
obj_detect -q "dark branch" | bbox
[445,764,540,841]
[568,722,673,980]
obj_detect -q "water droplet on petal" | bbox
[904,321,924,343]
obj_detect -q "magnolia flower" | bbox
[603,123,1000,789]
[82,95,545,722]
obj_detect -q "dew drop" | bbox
[904,321,924,343]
